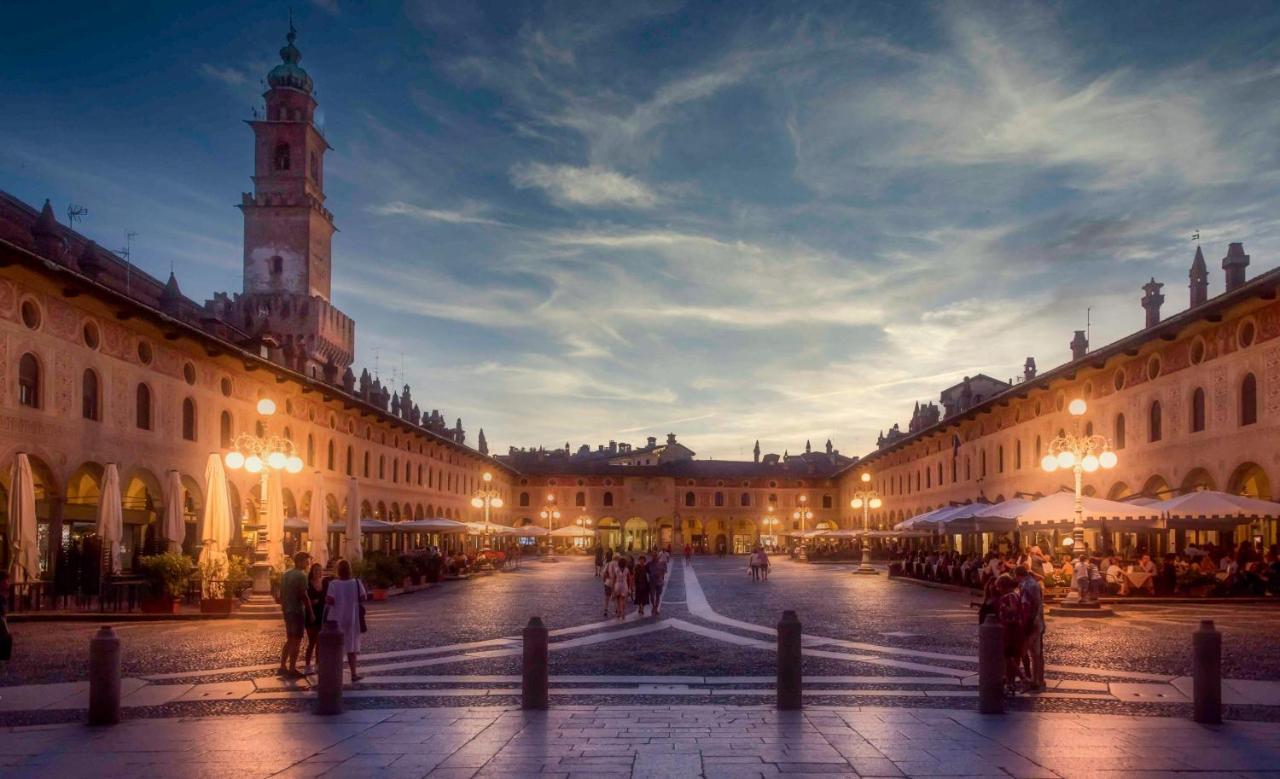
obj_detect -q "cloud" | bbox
[368,201,507,226]
[510,163,659,209]
[198,64,246,86]
[310,0,339,15]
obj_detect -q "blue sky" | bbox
[3,1,1280,460]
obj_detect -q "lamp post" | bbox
[469,472,505,554]
[1041,398,1118,605]
[223,398,303,594]
[538,493,561,562]
[850,472,884,575]
[793,494,813,562]
[761,504,781,551]
[576,515,593,551]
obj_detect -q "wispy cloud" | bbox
[199,64,246,86]
[511,162,659,209]
[368,201,507,227]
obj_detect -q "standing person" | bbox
[1015,566,1045,691]
[325,558,367,683]
[749,546,761,581]
[613,555,633,621]
[602,553,619,618]
[593,544,604,578]
[647,552,667,616]
[634,554,651,617]
[995,574,1026,695]
[302,563,328,675]
[683,543,692,563]
[278,552,312,679]
[759,547,771,582]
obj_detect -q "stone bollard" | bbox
[777,610,802,710]
[1193,619,1222,724]
[978,614,1005,715]
[88,625,122,726]
[314,619,345,716]
[523,616,549,710]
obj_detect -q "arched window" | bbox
[346,445,353,476]
[685,491,696,507]
[274,142,291,171]
[519,492,530,507]
[575,491,585,507]
[740,492,751,507]
[937,462,943,485]
[135,384,152,430]
[363,451,370,478]
[603,491,614,507]
[964,457,971,481]
[181,398,197,441]
[1191,388,1206,433]
[18,353,39,408]
[951,458,957,483]
[417,464,423,485]
[82,369,100,421]
[392,457,399,483]
[1114,414,1126,450]
[327,440,335,470]
[1241,373,1258,426]
[1149,401,1162,443]
[307,435,316,467]
[714,491,724,507]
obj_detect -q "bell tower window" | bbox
[270,255,283,275]
[274,142,291,171]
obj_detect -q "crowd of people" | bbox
[595,545,671,620]
[277,551,367,683]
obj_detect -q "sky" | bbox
[3,0,1280,461]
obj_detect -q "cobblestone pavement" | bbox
[3,556,1280,723]
[1,705,1279,778]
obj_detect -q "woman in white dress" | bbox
[325,558,367,682]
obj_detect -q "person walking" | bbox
[613,555,633,621]
[748,546,761,581]
[302,562,328,675]
[995,574,1027,695]
[593,544,604,578]
[325,558,367,683]
[634,553,651,617]
[759,547,771,582]
[647,552,667,616]
[683,543,692,563]
[278,552,312,679]
[603,553,621,617]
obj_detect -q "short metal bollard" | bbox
[523,616,549,710]
[777,610,802,710]
[314,619,345,716]
[1193,619,1222,724]
[978,614,1005,715]
[89,625,122,726]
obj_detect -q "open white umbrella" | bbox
[344,477,362,562]
[548,525,591,538]
[162,470,186,554]
[1015,491,1162,530]
[1152,490,1280,530]
[466,520,517,536]
[265,470,285,570]
[97,463,123,576]
[7,453,40,584]
[198,453,233,587]
[307,471,328,569]
[400,517,469,533]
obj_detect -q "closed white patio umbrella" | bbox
[1152,490,1280,530]
[307,471,328,569]
[97,463,123,576]
[265,470,285,570]
[7,453,40,584]
[345,477,362,562]
[198,453,233,588]
[162,470,186,554]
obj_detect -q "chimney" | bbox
[31,199,66,261]
[1141,278,1164,329]
[608,440,617,454]
[1189,245,1208,307]
[1222,242,1250,292]
[646,436,657,448]
[1023,357,1037,381]
[1070,330,1088,360]
[666,432,677,445]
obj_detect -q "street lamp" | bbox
[576,515,593,551]
[760,504,781,550]
[538,493,561,562]
[1041,398,1118,604]
[224,397,303,593]
[792,494,813,562]
[849,472,884,575]
[469,472,505,554]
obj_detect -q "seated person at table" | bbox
[1139,554,1157,576]
[1156,554,1178,596]
[1105,558,1124,595]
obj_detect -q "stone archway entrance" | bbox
[623,517,650,552]
[597,517,621,551]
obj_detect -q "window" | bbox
[363,451,370,478]
[741,492,751,507]
[82,369,100,421]
[307,435,316,467]
[1191,388,1206,433]
[18,353,40,408]
[220,411,233,447]
[379,455,385,480]
[603,491,614,507]
[1149,401,1162,443]
[937,462,943,485]
[1114,415,1126,450]
[997,446,1004,473]
[327,440,335,470]
[714,492,724,507]
[346,446,353,476]
[575,491,585,507]
[183,362,197,386]
[1015,440,1022,470]
[685,491,696,507]
[980,450,987,477]
[136,384,152,430]
[270,255,283,275]
[1241,373,1258,426]
[392,457,398,483]
[181,398,197,441]
[964,457,971,481]
[822,494,833,509]
[274,142,291,171]
[20,299,41,330]
[519,492,530,507]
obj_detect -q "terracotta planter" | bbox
[199,598,237,614]
[371,588,389,601]
[140,596,180,614]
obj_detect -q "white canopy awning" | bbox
[549,525,593,538]
[1152,490,1280,530]
[466,520,518,536]
[815,528,862,538]
[1015,491,1162,529]
[400,517,470,533]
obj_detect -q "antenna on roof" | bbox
[1085,306,1092,345]
[118,231,138,295]
[66,204,88,227]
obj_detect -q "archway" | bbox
[360,500,373,519]
[1106,482,1131,501]
[623,517,650,552]
[179,474,202,555]
[654,516,674,549]
[1179,468,1216,495]
[683,517,704,551]
[1227,462,1271,499]
[1140,474,1173,500]
[281,488,298,519]
[597,517,621,551]
[122,467,163,570]
[731,517,757,554]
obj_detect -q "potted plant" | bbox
[138,552,195,614]
[362,553,402,600]
[198,555,248,614]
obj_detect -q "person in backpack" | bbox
[1015,565,1045,691]
[995,574,1027,695]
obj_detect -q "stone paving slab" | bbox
[0,705,1277,778]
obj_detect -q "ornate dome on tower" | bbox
[266,24,313,93]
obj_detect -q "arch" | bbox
[1227,462,1271,499]
[135,383,152,430]
[325,493,341,521]
[82,369,100,421]
[602,491,614,507]
[597,517,621,550]
[281,487,298,518]
[274,141,291,171]
[1241,373,1258,426]
[519,491,530,507]
[1190,387,1206,433]
[122,467,163,564]
[327,440,335,471]
[375,500,387,519]
[1179,468,1215,494]
[1106,482,1132,501]
[684,491,695,507]
[17,352,40,408]
[575,491,585,507]
[64,461,105,523]
[622,517,651,552]
[346,445,354,476]
[360,499,373,519]
[181,397,197,441]
[414,503,424,520]
[1140,474,1173,500]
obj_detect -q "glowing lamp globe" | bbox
[471,497,484,508]
[482,472,492,482]
[1099,450,1118,469]
[1056,450,1076,469]
[1068,398,1087,416]
[1041,455,1059,473]
[1081,454,1100,473]
[225,451,245,470]
[860,472,871,483]
[1063,536,1075,547]
[492,497,504,509]
[851,498,864,509]
[870,497,883,509]
[256,398,276,416]
[285,455,304,474]
[244,455,263,474]
[267,451,287,470]
[792,511,800,520]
